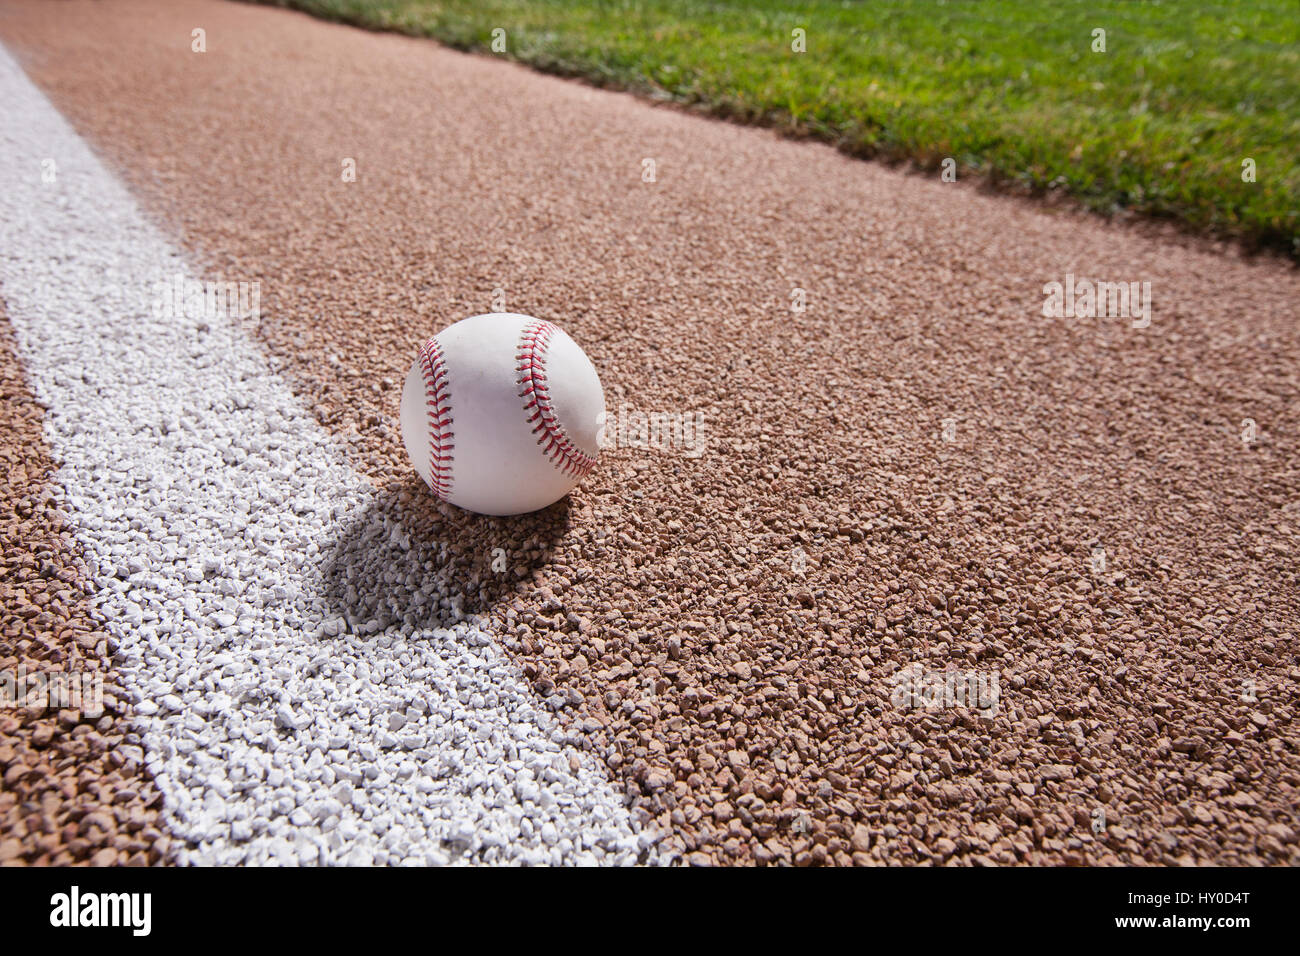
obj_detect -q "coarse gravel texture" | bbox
[0,311,171,867]
[0,41,659,866]
[1,0,1298,865]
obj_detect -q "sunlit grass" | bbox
[260,0,1300,254]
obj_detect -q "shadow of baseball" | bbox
[319,476,571,638]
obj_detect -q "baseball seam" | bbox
[517,319,597,479]
[419,337,454,500]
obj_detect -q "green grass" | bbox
[260,0,1299,254]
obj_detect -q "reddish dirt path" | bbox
[1,0,1297,864]
[0,312,169,866]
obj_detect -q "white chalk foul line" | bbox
[0,42,655,866]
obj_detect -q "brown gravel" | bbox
[0,311,170,866]
[1,0,1298,865]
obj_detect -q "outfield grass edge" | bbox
[250,0,1299,260]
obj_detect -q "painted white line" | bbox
[0,42,656,866]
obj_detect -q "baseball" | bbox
[399,313,605,516]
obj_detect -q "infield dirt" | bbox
[0,0,1297,864]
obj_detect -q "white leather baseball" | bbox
[399,313,605,516]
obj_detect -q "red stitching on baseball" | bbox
[517,320,597,479]
[419,337,454,500]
